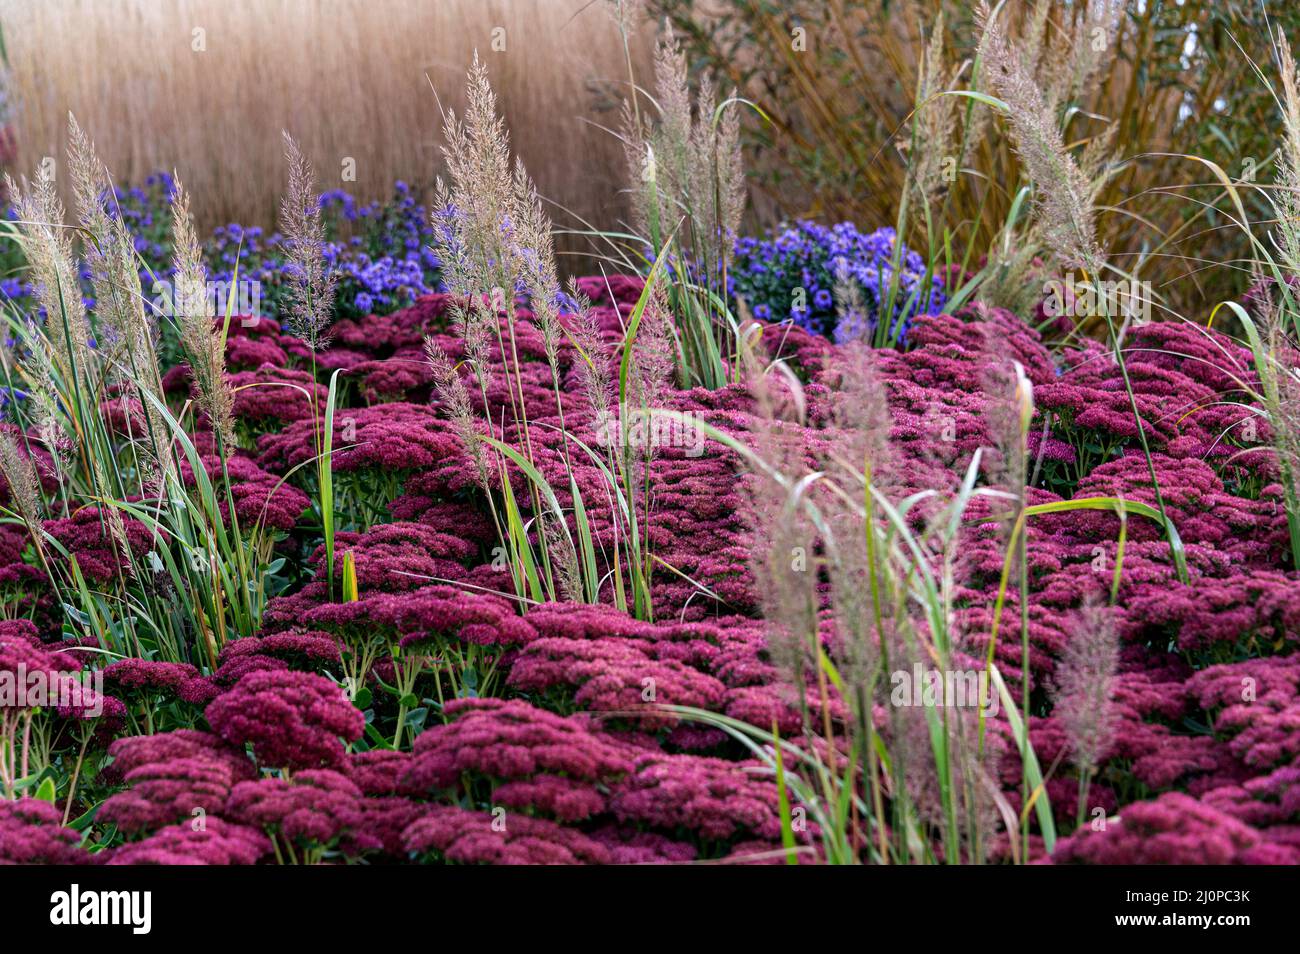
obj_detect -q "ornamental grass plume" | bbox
[620,270,676,418]
[67,115,133,349]
[3,164,91,391]
[742,327,896,853]
[620,25,744,388]
[279,132,336,352]
[982,353,1033,552]
[424,338,488,488]
[897,693,1003,865]
[428,57,670,616]
[741,357,820,698]
[976,2,1177,576]
[1275,35,1300,277]
[428,55,580,606]
[0,429,42,532]
[1231,34,1300,568]
[904,12,961,218]
[565,282,614,427]
[429,56,576,440]
[1268,321,1300,535]
[431,53,516,303]
[171,174,236,446]
[817,340,899,839]
[604,0,644,46]
[1051,600,1120,825]
[430,55,526,420]
[1051,1,1125,113]
[3,169,81,485]
[623,28,744,277]
[975,2,1101,275]
[66,115,174,493]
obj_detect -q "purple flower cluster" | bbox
[209,180,443,324]
[732,222,945,343]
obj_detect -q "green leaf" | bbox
[67,803,101,832]
[773,726,800,866]
[989,664,1056,853]
[321,369,345,599]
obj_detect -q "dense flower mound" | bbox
[404,698,631,820]
[345,750,422,798]
[43,508,154,583]
[178,435,312,532]
[1,620,71,687]
[106,818,273,866]
[265,583,535,648]
[228,363,326,429]
[225,770,363,847]
[1118,573,1300,654]
[508,636,728,728]
[99,757,237,834]
[1,619,126,733]
[218,634,343,670]
[609,753,787,843]
[402,805,614,865]
[0,799,84,864]
[205,670,364,770]
[1187,657,1300,771]
[102,659,203,699]
[319,520,484,591]
[101,730,258,786]
[1052,792,1297,864]
[257,401,465,478]
[11,252,1300,867]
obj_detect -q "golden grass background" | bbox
[0,0,654,259]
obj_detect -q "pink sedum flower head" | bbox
[0,799,85,864]
[107,817,272,865]
[205,669,363,770]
